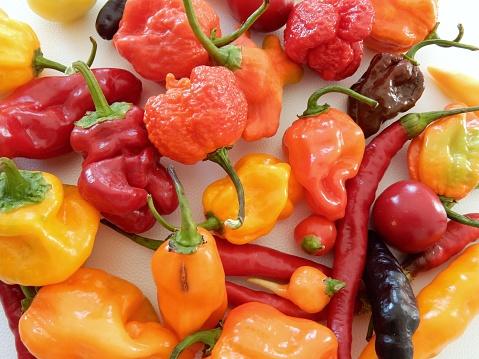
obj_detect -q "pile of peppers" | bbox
[3,1,479,359]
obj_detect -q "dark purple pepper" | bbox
[95,0,127,40]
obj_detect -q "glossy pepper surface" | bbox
[70,61,177,234]
[362,231,419,359]
[360,243,479,359]
[95,0,127,40]
[407,102,479,200]
[151,167,227,340]
[0,158,100,286]
[364,0,438,53]
[0,67,142,159]
[26,0,97,22]
[283,86,371,221]
[19,267,194,359]
[113,0,221,83]
[202,153,301,244]
[283,0,375,81]
[171,302,338,359]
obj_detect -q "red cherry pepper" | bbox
[70,61,177,233]
[284,0,375,81]
[0,68,142,159]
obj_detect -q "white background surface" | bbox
[1,0,479,358]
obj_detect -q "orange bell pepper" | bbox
[150,167,227,340]
[19,267,194,359]
[170,302,338,359]
[364,0,438,53]
[407,102,479,200]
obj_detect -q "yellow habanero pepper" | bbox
[407,102,479,200]
[19,267,194,359]
[26,0,97,23]
[0,157,100,286]
[359,243,479,359]
[0,9,72,94]
[202,153,302,244]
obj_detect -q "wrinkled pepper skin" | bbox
[19,268,194,359]
[152,227,227,340]
[362,231,420,359]
[283,107,365,221]
[207,302,338,359]
[144,66,247,165]
[348,52,425,138]
[0,171,99,286]
[407,102,479,200]
[0,68,142,159]
[360,243,479,359]
[203,153,301,244]
[113,0,220,83]
[283,0,375,81]
[71,106,178,234]
[0,9,40,94]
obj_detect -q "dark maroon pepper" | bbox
[95,0,127,40]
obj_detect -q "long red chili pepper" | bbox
[0,281,35,359]
[327,105,479,359]
[402,213,479,277]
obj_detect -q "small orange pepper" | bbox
[247,266,346,314]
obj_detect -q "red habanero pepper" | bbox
[402,213,479,278]
[328,104,479,359]
[70,61,177,234]
[0,281,35,359]
[113,0,221,83]
[283,0,375,81]
[0,67,142,159]
[144,65,248,229]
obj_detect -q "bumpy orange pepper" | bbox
[19,267,194,359]
[359,243,479,359]
[201,153,302,244]
[170,302,338,359]
[151,167,227,340]
[283,86,376,221]
[364,0,438,53]
[407,102,479,200]
[247,266,346,314]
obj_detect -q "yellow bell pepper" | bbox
[0,9,67,94]
[19,267,195,359]
[202,153,302,244]
[428,66,479,117]
[0,157,100,286]
[407,102,479,200]
[359,243,479,359]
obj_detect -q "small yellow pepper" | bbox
[359,243,479,359]
[0,9,68,94]
[0,157,100,286]
[202,153,302,244]
[407,102,479,200]
[26,0,97,23]
[19,267,194,359]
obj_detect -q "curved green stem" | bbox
[444,206,479,228]
[301,85,378,118]
[206,147,245,229]
[146,195,178,232]
[198,212,224,233]
[212,0,270,47]
[100,218,165,250]
[169,327,223,359]
[425,22,464,44]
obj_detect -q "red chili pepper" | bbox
[328,105,479,359]
[0,68,142,159]
[0,281,35,359]
[70,61,177,233]
[402,213,479,278]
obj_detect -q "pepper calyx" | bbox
[74,101,133,128]
[301,234,325,255]
[170,327,223,359]
[0,157,52,212]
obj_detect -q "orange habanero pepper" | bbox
[170,302,338,359]
[150,167,227,341]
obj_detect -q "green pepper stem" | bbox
[206,147,245,229]
[405,24,477,65]
[198,212,224,234]
[146,195,178,232]
[169,327,223,359]
[324,278,347,297]
[400,106,479,139]
[425,22,464,44]
[0,157,51,212]
[301,85,378,118]
[165,166,204,254]
[212,0,270,47]
[100,218,165,250]
[444,206,479,228]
